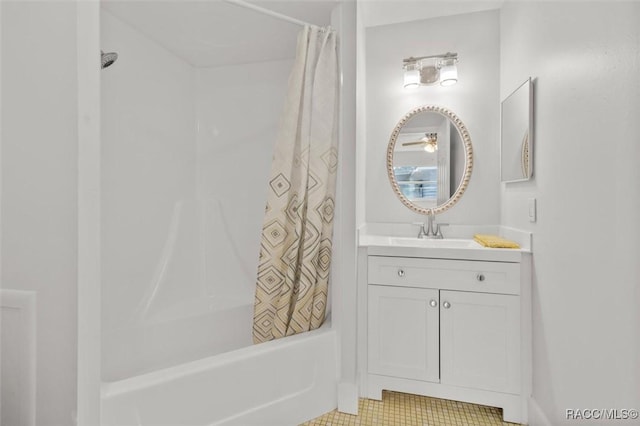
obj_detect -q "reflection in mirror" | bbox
[394,115,452,208]
[387,106,473,215]
[501,78,533,182]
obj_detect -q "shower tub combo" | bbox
[98,1,343,423]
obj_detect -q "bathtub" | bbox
[102,296,255,382]
[101,321,338,426]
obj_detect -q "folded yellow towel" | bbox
[473,234,520,249]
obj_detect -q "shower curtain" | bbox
[253,26,338,344]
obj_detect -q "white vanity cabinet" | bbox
[439,290,520,394]
[368,285,440,383]
[362,254,530,424]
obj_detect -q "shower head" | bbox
[101,50,118,69]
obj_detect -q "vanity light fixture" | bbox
[403,52,458,88]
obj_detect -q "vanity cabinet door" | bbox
[368,285,440,382]
[440,290,521,394]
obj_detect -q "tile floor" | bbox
[300,391,522,426]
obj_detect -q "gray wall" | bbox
[365,10,501,225]
[1,1,79,424]
[500,2,640,423]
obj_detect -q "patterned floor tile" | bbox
[300,391,522,426]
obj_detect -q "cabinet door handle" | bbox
[476,273,486,282]
[397,269,405,277]
[442,301,451,309]
[429,299,438,308]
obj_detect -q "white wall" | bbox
[331,1,359,413]
[500,2,640,424]
[355,3,367,229]
[76,1,102,423]
[101,10,197,334]
[1,1,79,424]
[365,10,501,226]
[195,60,291,302]
[360,0,504,28]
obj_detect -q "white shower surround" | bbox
[100,8,291,367]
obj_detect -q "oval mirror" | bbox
[386,105,473,215]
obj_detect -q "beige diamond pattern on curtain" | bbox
[253,26,338,344]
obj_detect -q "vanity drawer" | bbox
[368,256,520,295]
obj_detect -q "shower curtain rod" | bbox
[221,0,320,29]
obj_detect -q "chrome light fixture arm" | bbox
[402,52,457,65]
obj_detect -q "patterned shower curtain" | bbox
[252,26,338,344]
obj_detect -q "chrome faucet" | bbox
[414,211,448,239]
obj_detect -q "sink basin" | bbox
[387,237,482,249]
[359,233,524,262]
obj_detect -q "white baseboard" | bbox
[528,398,552,426]
[338,381,359,415]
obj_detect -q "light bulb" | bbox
[439,59,458,86]
[403,62,420,88]
[423,139,436,152]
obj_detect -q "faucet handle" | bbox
[412,222,427,238]
[434,223,449,239]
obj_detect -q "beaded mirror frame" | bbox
[386,105,474,215]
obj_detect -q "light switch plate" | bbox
[528,198,537,222]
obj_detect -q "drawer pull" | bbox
[476,273,486,282]
[397,269,405,277]
[442,301,451,309]
[429,299,438,308]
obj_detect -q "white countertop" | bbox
[359,223,532,263]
